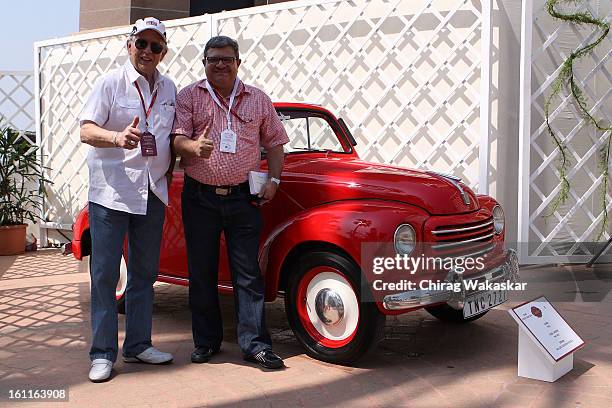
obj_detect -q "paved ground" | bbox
[0,249,610,408]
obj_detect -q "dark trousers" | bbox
[182,176,272,356]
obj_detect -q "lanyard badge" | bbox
[206,78,239,154]
[134,81,158,157]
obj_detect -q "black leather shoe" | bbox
[191,347,218,364]
[244,349,284,369]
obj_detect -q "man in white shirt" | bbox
[79,17,176,383]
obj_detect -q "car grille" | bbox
[430,217,495,257]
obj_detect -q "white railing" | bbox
[518,0,611,263]
[34,0,495,245]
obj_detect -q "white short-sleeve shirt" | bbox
[80,62,177,214]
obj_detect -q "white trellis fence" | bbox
[0,71,35,144]
[518,0,611,264]
[34,0,495,245]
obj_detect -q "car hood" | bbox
[282,157,479,215]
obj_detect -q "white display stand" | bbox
[509,296,585,382]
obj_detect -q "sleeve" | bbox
[171,85,194,139]
[79,75,112,127]
[259,93,289,150]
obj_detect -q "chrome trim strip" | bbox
[432,219,494,235]
[431,232,495,249]
[382,289,454,310]
[447,177,471,206]
[158,273,188,283]
[427,170,461,182]
[427,170,470,205]
[461,265,504,282]
[157,274,233,290]
[445,243,495,259]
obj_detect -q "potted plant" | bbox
[0,119,49,255]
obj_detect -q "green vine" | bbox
[544,0,611,240]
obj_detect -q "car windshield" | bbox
[276,110,346,154]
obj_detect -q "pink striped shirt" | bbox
[172,79,288,186]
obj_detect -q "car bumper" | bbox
[382,248,519,311]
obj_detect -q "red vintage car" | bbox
[71,103,519,364]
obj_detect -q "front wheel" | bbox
[88,254,127,314]
[285,251,385,365]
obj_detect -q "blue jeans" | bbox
[182,175,272,356]
[88,194,165,362]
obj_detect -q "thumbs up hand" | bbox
[191,125,214,158]
[114,116,142,149]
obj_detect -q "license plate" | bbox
[463,289,508,319]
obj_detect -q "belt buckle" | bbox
[215,187,230,196]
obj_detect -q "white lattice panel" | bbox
[0,71,35,144]
[34,0,494,238]
[218,0,488,187]
[519,0,612,263]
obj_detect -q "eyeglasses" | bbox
[134,38,165,55]
[203,56,238,65]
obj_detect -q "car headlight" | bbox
[394,224,416,255]
[493,205,504,234]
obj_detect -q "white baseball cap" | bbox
[130,17,166,41]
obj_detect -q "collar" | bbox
[198,78,250,97]
[124,61,162,87]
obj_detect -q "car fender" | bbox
[71,204,90,260]
[261,199,430,301]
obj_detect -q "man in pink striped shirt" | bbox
[172,36,288,369]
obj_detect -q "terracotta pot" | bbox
[0,224,27,255]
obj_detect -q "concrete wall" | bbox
[80,0,190,31]
[79,0,294,31]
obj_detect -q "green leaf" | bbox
[0,117,52,226]
[544,0,612,240]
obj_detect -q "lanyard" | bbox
[205,78,239,131]
[134,81,158,127]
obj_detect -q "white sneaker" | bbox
[123,347,173,364]
[89,359,113,382]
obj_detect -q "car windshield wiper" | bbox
[290,148,334,154]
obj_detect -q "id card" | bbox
[220,129,237,153]
[140,131,158,157]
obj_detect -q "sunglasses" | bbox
[203,56,238,65]
[134,38,165,54]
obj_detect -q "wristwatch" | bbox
[270,177,281,185]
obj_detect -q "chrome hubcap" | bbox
[314,288,345,326]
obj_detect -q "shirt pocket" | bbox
[237,117,260,144]
[237,124,260,159]
[112,97,141,128]
[157,104,176,132]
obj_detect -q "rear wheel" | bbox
[285,251,385,365]
[88,254,127,314]
[425,304,488,323]
[115,255,127,314]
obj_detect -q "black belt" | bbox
[185,175,249,196]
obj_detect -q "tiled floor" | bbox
[0,250,610,407]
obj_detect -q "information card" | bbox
[510,296,584,361]
[249,171,268,195]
